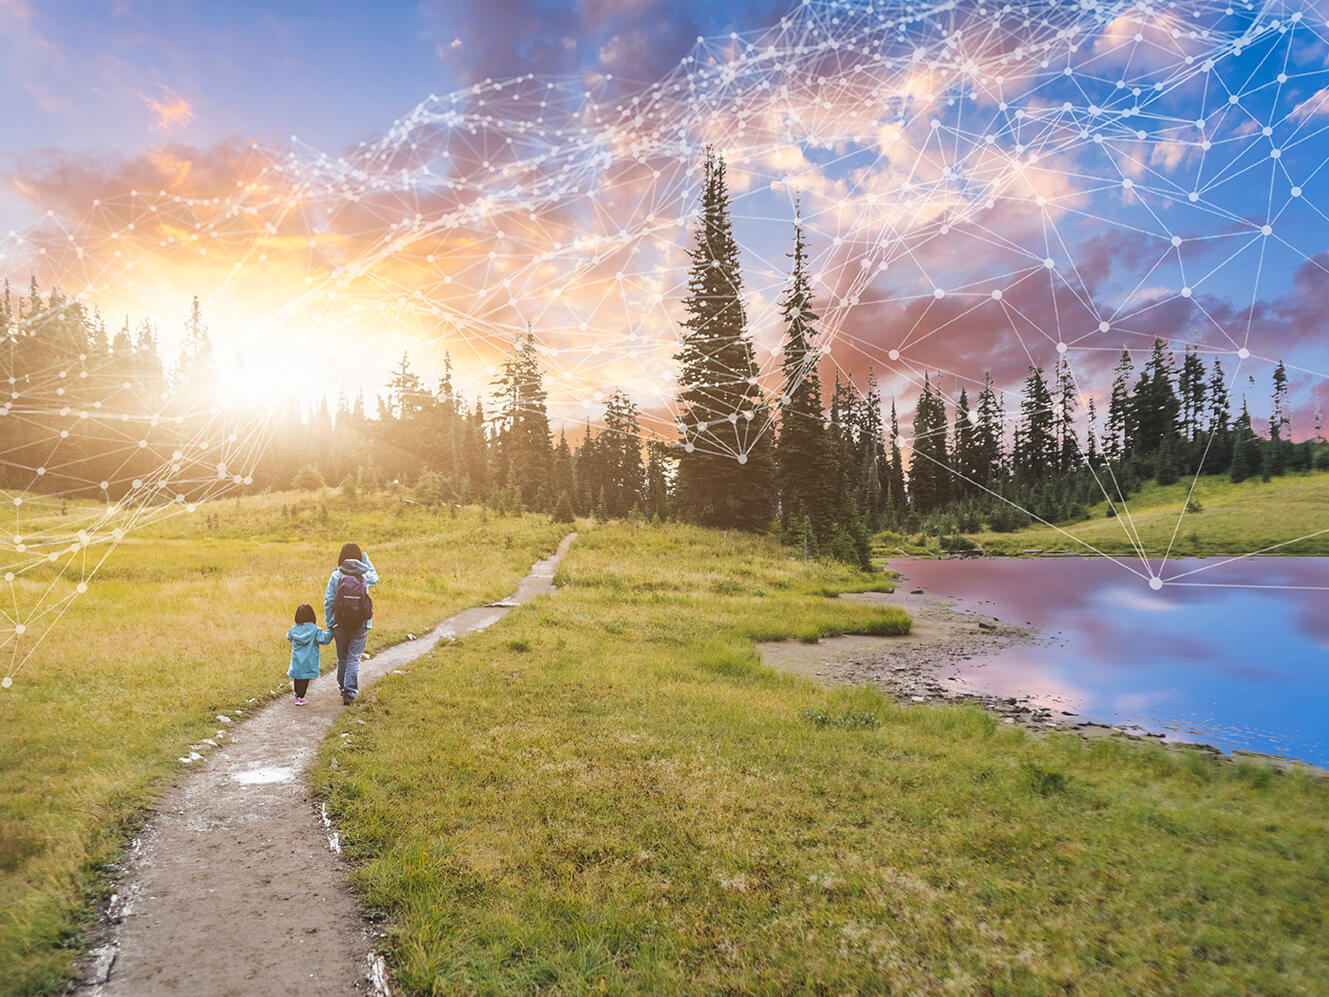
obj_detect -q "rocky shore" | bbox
[758,587,1240,757]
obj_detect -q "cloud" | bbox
[140,84,194,131]
[1287,87,1329,125]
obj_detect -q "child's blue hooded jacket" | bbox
[287,621,332,679]
[324,553,378,632]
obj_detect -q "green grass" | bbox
[0,491,567,996]
[315,521,1328,995]
[966,470,1329,557]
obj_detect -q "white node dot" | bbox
[1261,224,1272,236]
[933,288,945,299]
[1188,191,1199,202]
[1181,287,1192,298]
[1238,347,1250,359]
[1043,258,1054,269]
[736,454,748,465]
[14,624,25,635]
[1291,187,1302,198]
[1099,321,1110,333]
[1,676,10,689]
[1056,342,1067,354]
[1171,236,1182,247]
[77,582,88,594]
[684,443,695,453]
[888,349,900,361]
[1148,577,1163,591]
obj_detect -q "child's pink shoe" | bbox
[295,696,306,705]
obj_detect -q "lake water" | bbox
[887,557,1329,767]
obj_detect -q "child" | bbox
[287,603,332,705]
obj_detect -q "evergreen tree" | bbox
[672,148,774,529]
[1269,360,1291,476]
[602,388,645,515]
[1201,359,1232,475]
[1131,338,1180,456]
[1014,365,1055,478]
[1055,357,1079,472]
[1106,349,1133,460]
[886,401,907,517]
[774,211,836,538]
[951,388,977,492]
[974,371,1003,488]
[908,374,950,512]
[644,440,670,520]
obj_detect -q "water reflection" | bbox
[888,557,1329,766]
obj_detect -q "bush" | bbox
[940,534,977,552]
[340,474,359,503]
[988,504,1031,532]
[414,470,448,506]
[291,465,324,491]
[550,491,575,524]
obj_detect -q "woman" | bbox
[324,542,379,705]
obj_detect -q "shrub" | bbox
[988,504,1031,532]
[940,534,977,552]
[550,491,575,524]
[291,465,325,491]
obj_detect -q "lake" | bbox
[887,556,1329,767]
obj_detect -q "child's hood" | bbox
[339,558,370,576]
[287,621,323,646]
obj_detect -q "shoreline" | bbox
[758,586,1322,774]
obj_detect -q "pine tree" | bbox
[673,148,774,529]
[774,212,839,540]
[1015,365,1055,479]
[951,388,977,492]
[1270,360,1291,476]
[1055,357,1079,472]
[886,401,907,517]
[644,440,669,520]
[602,388,644,515]
[974,371,1003,488]
[1106,350,1133,460]
[1131,338,1180,458]
[909,374,950,512]
[552,430,575,505]
[1201,359,1232,475]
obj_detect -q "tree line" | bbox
[3,149,1324,565]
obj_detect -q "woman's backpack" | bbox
[334,573,373,631]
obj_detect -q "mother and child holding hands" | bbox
[285,542,379,706]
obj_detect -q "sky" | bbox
[2,0,1328,445]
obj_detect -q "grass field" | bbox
[964,469,1329,557]
[0,491,567,995]
[314,521,1329,995]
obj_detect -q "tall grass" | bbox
[0,492,566,995]
[315,521,1328,994]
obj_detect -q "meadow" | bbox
[959,469,1329,557]
[315,521,1328,995]
[0,492,567,995]
[4,492,1327,995]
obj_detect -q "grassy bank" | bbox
[0,492,567,995]
[952,469,1329,557]
[315,522,1328,994]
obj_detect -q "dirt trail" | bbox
[77,533,577,997]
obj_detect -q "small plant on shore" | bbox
[798,706,881,729]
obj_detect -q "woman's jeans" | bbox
[334,625,368,700]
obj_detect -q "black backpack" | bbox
[334,572,373,631]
